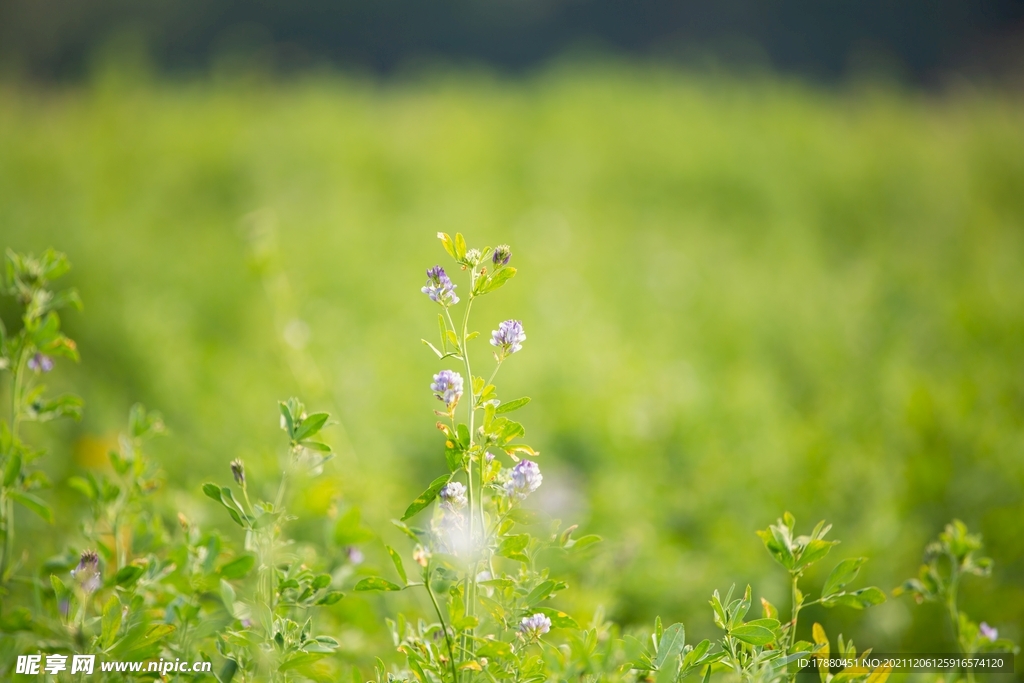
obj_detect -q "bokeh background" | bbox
[2,0,1024,675]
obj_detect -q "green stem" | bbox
[0,346,26,587]
[789,573,800,651]
[457,283,478,677]
[426,569,459,683]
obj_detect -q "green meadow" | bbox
[2,65,1022,667]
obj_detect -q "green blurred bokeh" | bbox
[1,64,1022,663]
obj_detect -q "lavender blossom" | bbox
[519,613,551,640]
[492,244,512,266]
[72,550,101,594]
[490,319,526,356]
[439,481,468,511]
[27,353,54,373]
[431,370,464,408]
[346,546,365,565]
[980,622,998,641]
[230,459,245,486]
[504,460,542,500]
[421,265,459,306]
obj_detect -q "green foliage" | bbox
[895,521,1019,661]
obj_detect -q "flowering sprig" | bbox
[490,319,526,359]
[422,265,460,307]
[0,249,82,585]
[895,520,1019,658]
[359,234,605,683]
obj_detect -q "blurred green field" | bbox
[2,65,1023,663]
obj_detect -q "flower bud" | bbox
[492,245,512,266]
[230,458,245,486]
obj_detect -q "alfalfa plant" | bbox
[895,520,1018,681]
[0,248,82,588]
[203,397,345,682]
[354,233,619,683]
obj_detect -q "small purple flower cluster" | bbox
[519,613,551,640]
[492,245,512,266]
[28,353,54,373]
[72,550,101,594]
[505,460,542,500]
[439,481,468,511]
[431,370,464,408]
[490,320,526,356]
[421,266,459,306]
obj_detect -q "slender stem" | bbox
[789,573,800,651]
[456,277,478,678]
[426,569,459,683]
[0,345,26,586]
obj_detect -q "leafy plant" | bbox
[204,397,347,682]
[357,234,608,682]
[0,248,82,586]
[895,520,1019,679]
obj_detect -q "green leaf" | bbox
[524,580,561,606]
[3,454,21,487]
[354,577,404,592]
[533,607,578,629]
[386,546,408,584]
[279,402,294,437]
[402,475,450,520]
[567,534,602,551]
[220,555,256,579]
[495,397,531,414]
[477,639,513,658]
[9,490,53,523]
[422,339,444,358]
[744,618,780,631]
[279,652,327,672]
[454,233,467,260]
[293,412,330,442]
[50,574,68,600]
[114,564,145,587]
[654,622,686,669]
[496,534,530,562]
[317,591,345,605]
[101,594,122,649]
[477,267,517,294]
[822,558,867,598]
[796,539,837,570]
[731,623,776,646]
[202,483,223,504]
[821,586,886,609]
[438,233,457,259]
[116,623,175,658]
[66,475,97,501]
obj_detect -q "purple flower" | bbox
[72,550,101,594]
[504,460,542,500]
[980,622,998,641]
[439,481,468,511]
[346,546,365,565]
[431,370,464,408]
[27,353,55,373]
[421,266,459,306]
[490,320,526,356]
[519,613,551,639]
[492,245,512,266]
[485,452,496,463]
